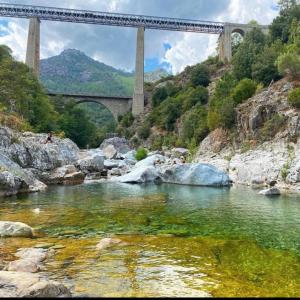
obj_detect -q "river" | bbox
[1,182,300,297]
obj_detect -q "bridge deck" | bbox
[0,3,224,34]
[47,92,132,101]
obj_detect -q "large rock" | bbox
[0,221,34,238]
[76,152,104,173]
[0,271,71,297]
[114,166,161,183]
[259,187,281,196]
[133,154,166,170]
[160,163,231,187]
[100,137,131,158]
[0,126,79,171]
[39,165,84,185]
[96,238,127,250]
[0,153,47,196]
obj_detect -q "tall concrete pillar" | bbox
[132,27,145,116]
[219,24,232,63]
[26,17,40,77]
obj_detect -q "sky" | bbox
[0,0,279,74]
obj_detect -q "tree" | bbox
[190,64,211,87]
[252,40,283,86]
[278,0,297,13]
[232,28,267,80]
[182,86,209,112]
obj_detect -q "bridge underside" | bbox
[48,93,132,121]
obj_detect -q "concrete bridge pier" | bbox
[132,26,145,116]
[26,17,40,77]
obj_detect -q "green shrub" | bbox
[288,87,300,108]
[135,148,148,161]
[183,86,208,112]
[277,52,300,79]
[152,86,168,107]
[231,79,257,105]
[190,64,211,87]
[119,112,134,127]
[137,123,151,140]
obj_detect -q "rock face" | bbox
[0,152,47,196]
[0,127,80,171]
[0,221,34,238]
[0,271,71,297]
[160,163,231,187]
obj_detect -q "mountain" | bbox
[40,49,134,96]
[145,68,169,83]
[40,49,169,96]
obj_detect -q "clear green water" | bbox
[1,182,300,297]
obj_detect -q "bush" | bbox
[152,86,168,107]
[231,79,257,105]
[135,148,148,161]
[183,86,208,112]
[277,52,300,79]
[190,64,211,87]
[137,123,151,140]
[119,112,134,127]
[288,87,300,108]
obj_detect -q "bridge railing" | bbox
[0,3,224,34]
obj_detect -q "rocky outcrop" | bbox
[0,271,71,297]
[0,127,79,171]
[0,152,47,196]
[259,187,281,196]
[0,221,34,238]
[160,163,231,186]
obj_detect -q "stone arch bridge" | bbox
[47,93,132,121]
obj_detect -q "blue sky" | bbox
[0,0,279,74]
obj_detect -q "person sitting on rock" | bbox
[44,132,53,144]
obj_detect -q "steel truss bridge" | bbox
[0,3,224,34]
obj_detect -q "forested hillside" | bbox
[118,0,300,154]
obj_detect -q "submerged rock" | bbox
[0,271,71,297]
[160,163,231,187]
[259,187,281,196]
[0,221,34,238]
[96,238,127,250]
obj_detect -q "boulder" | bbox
[0,221,34,238]
[103,145,117,159]
[96,238,127,250]
[133,154,166,170]
[15,248,49,264]
[114,166,161,183]
[122,150,137,161]
[160,163,231,187]
[99,137,131,155]
[7,259,40,273]
[76,152,104,173]
[40,165,85,185]
[104,159,120,169]
[0,153,47,196]
[0,271,71,297]
[259,187,281,196]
